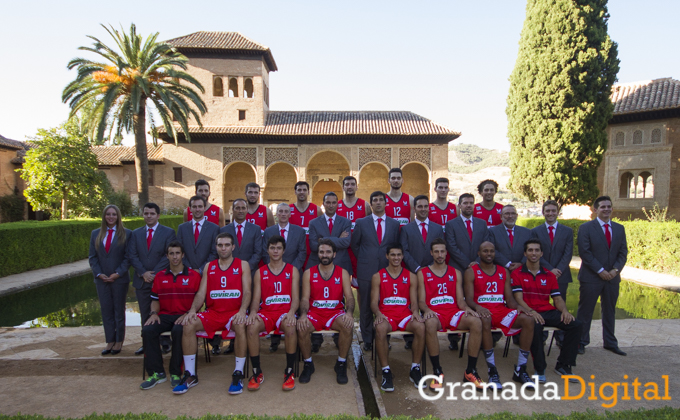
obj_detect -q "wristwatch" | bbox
[149,311,157,315]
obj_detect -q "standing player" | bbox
[297,239,355,385]
[463,241,537,389]
[184,179,225,227]
[246,235,300,391]
[371,243,425,392]
[289,181,319,269]
[474,179,504,227]
[429,177,457,228]
[172,233,252,395]
[385,168,414,227]
[418,238,484,390]
[245,182,274,232]
[336,175,371,288]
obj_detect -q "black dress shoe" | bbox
[362,342,372,351]
[311,343,320,353]
[211,345,221,355]
[222,341,234,354]
[134,346,144,355]
[404,340,412,350]
[604,346,627,356]
[269,342,279,352]
[577,344,585,355]
[162,345,171,354]
[101,349,112,355]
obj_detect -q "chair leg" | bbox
[421,344,428,376]
[459,333,466,358]
[547,330,555,357]
[503,335,511,358]
[204,337,211,363]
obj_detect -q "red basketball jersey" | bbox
[337,198,367,231]
[205,258,244,313]
[258,263,294,313]
[289,203,318,230]
[473,265,507,309]
[429,202,457,227]
[474,202,504,227]
[247,204,268,232]
[385,193,411,226]
[421,265,461,312]
[377,268,411,315]
[308,264,345,312]
[187,204,221,226]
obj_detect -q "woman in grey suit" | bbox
[89,204,132,355]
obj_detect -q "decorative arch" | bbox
[312,179,343,208]
[619,172,634,198]
[244,78,254,98]
[228,77,238,98]
[306,150,350,203]
[223,161,256,212]
[638,171,654,198]
[357,161,390,202]
[213,76,223,97]
[401,161,431,201]
[264,162,298,205]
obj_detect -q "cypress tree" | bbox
[506,0,619,207]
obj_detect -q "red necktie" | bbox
[376,218,383,245]
[328,218,333,234]
[280,228,286,240]
[237,225,243,246]
[146,228,153,250]
[507,229,514,247]
[421,222,427,242]
[604,223,611,248]
[194,222,200,244]
[548,226,555,245]
[465,220,472,241]
[105,228,113,253]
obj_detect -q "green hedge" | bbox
[1,408,679,420]
[517,217,680,277]
[0,216,183,277]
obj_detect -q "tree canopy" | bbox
[506,0,619,207]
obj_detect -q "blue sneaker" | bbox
[172,371,198,394]
[228,370,244,395]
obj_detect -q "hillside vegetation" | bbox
[448,143,509,174]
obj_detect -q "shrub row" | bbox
[517,217,680,277]
[0,216,183,277]
[1,407,680,420]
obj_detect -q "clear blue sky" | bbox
[1,0,678,151]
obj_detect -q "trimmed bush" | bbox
[0,194,25,223]
[0,215,183,277]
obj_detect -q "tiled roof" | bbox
[91,144,164,166]
[161,111,460,142]
[165,31,277,71]
[611,78,680,115]
[0,134,27,150]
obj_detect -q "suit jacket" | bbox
[577,219,628,284]
[127,224,177,289]
[350,215,400,282]
[444,216,490,272]
[308,215,352,274]
[89,227,132,284]
[220,221,262,272]
[400,220,444,273]
[532,222,574,284]
[262,224,307,271]
[488,224,532,268]
[177,220,219,273]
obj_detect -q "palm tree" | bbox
[63,24,207,206]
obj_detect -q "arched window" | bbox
[243,78,254,98]
[228,78,238,98]
[633,130,643,145]
[615,132,624,146]
[619,172,634,198]
[213,76,223,97]
[639,171,654,198]
[651,128,661,143]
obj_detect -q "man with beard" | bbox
[384,167,414,227]
[245,182,274,232]
[184,179,225,226]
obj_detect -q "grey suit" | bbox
[444,216,490,272]
[488,224,532,268]
[220,221,262,272]
[576,219,628,348]
[127,224,177,325]
[176,220,219,273]
[263,224,307,272]
[400,220,444,273]
[350,215,400,343]
[89,227,132,343]
[532,222,574,292]
[308,215,352,274]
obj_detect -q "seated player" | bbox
[371,243,425,392]
[140,241,201,390]
[418,238,484,390]
[297,239,355,385]
[172,233,252,395]
[463,241,537,389]
[246,235,300,391]
[511,239,583,383]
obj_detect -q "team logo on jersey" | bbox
[357,205,362,210]
[448,275,454,282]
[334,277,341,284]
[210,289,241,299]
[182,278,189,285]
[263,270,268,275]
[497,209,502,214]
[402,201,407,206]
[211,210,217,216]
[382,272,387,278]
[313,273,318,278]
[476,270,482,275]
[310,209,315,215]
[233,268,240,274]
[450,209,456,214]
[211,265,216,270]
[258,212,263,217]
[541,279,547,286]
[426,272,432,277]
[402,276,408,284]
[499,273,504,280]
[285,272,291,279]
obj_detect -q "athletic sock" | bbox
[429,355,441,372]
[251,355,261,374]
[286,353,296,372]
[234,357,246,374]
[411,362,420,369]
[382,365,391,372]
[183,355,196,376]
[304,357,312,363]
[483,348,495,368]
[338,357,346,363]
[517,349,530,370]
[466,355,478,374]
